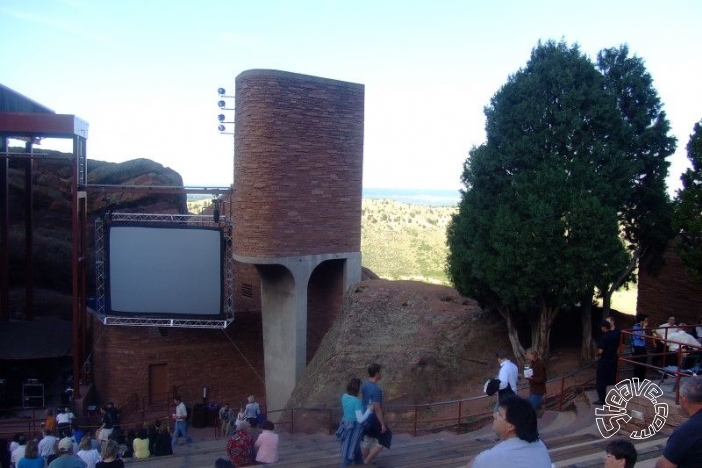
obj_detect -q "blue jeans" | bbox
[529,393,544,410]
[171,420,192,444]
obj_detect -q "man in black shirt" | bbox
[595,320,620,405]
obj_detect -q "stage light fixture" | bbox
[218,100,226,109]
[218,88,226,95]
[218,124,226,132]
[218,114,225,122]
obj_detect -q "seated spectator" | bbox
[10,433,27,467]
[226,419,253,467]
[655,376,702,467]
[604,439,637,468]
[122,430,135,459]
[76,435,102,468]
[17,439,43,468]
[132,429,150,460]
[152,424,173,457]
[95,440,124,468]
[466,396,552,468]
[48,437,86,468]
[254,420,279,464]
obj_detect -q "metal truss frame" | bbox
[93,212,234,329]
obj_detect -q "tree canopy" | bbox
[673,120,702,280]
[447,40,674,360]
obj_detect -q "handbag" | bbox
[484,378,501,396]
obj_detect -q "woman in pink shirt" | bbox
[254,420,279,464]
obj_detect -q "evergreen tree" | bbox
[674,120,702,280]
[447,41,631,361]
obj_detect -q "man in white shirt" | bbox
[467,396,552,468]
[10,433,27,467]
[495,350,519,409]
[38,428,59,459]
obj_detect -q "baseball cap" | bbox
[58,437,73,452]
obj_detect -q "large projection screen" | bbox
[107,225,223,317]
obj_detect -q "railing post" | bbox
[457,401,462,434]
[413,406,418,437]
[559,376,565,411]
[291,408,294,434]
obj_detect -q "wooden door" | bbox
[148,364,168,405]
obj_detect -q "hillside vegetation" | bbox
[187,197,635,313]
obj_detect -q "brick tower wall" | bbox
[232,69,364,258]
[637,241,702,327]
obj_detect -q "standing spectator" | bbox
[70,425,84,448]
[171,395,193,446]
[244,396,261,429]
[336,378,372,466]
[632,315,649,381]
[132,429,150,460]
[95,441,124,468]
[495,350,519,407]
[56,409,72,438]
[48,437,86,468]
[653,316,677,367]
[16,439,43,468]
[655,376,702,467]
[44,410,57,434]
[226,420,253,467]
[38,429,58,461]
[10,434,27,468]
[254,420,279,464]
[76,436,101,468]
[605,439,637,468]
[218,403,234,437]
[361,363,391,465]
[96,406,114,451]
[466,396,551,468]
[595,320,619,405]
[524,348,547,415]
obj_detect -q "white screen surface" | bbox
[108,225,222,315]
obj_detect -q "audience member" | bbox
[632,315,649,381]
[361,363,391,465]
[16,439,43,468]
[171,395,193,445]
[0,438,11,468]
[595,320,619,405]
[56,409,72,438]
[96,406,114,451]
[48,437,86,467]
[495,350,518,406]
[226,419,253,467]
[132,429,150,460]
[244,395,261,429]
[466,396,552,468]
[219,403,234,437]
[255,420,279,464]
[70,425,84,448]
[10,433,27,468]
[76,436,101,468]
[336,378,371,466]
[655,376,702,467]
[95,441,124,468]
[524,348,547,414]
[605,439,637,468]
[152,424,172,457]
[44,410,57,434]
[38,429,58,460]
[653,316,677,367]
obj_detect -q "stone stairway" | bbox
[127,392,672,468]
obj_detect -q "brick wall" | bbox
[232,69,364,258]
[637,241,702,327]
[91,311,265,411]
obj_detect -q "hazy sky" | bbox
[2,0,700,194]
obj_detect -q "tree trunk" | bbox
[602,247,641,316]
[581,293,595,363]
[534,302,559,361]
[497,307,525,363]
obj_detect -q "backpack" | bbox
[484,378,501,396]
